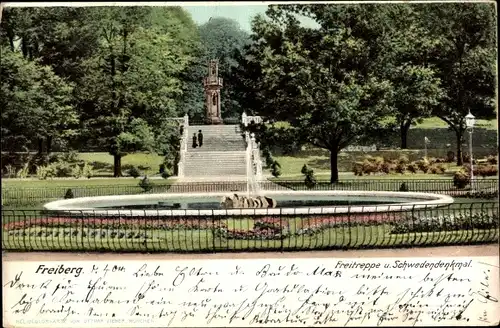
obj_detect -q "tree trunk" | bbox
[113,154,122,177]
[455,130,463,166]
[21,37,28,59]
[37,138,43,154]
[46,136,53,155]
[8,34,15,52]
[330,150,339,184]
[400,120,412,149]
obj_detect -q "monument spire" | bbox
[203,60,223,124]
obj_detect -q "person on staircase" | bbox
[198,130,204,147]
[192,133,198,148]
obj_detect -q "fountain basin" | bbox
[43,190,454,216]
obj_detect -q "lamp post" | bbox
[465,112,475,191]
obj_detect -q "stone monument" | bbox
[203,60,223,124]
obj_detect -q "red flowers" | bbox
[215,217,289,240]
[296,213,402,235]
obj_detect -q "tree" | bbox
[77,7,190,176]
[0,47,76,154]
[419,3,496,165]
[155,121,181,175]
[378,5,443,149]
[236,5,393,183]
[1,7,100,152]
[149,7,202,119]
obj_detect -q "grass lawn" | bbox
[416,117,498,130]
[77,152,164,176]
[2,177,176,188]
[269,117,498,130]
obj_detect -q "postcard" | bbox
[1,1,498,327]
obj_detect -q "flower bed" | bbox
[2,216,227,231]
[391,212,499,234]
[215,217,290,240]
[295,213,401,235]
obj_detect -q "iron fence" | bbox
[2,202,498,252]
[1,178,498,207]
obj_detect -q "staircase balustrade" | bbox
[177,114,189,178]
[241,112,264,127]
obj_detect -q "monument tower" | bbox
[203,60,223,124]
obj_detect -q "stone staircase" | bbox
[183,125,247,178]
[187,125,245,152]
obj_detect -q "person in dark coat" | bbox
[192,133,198,148]
[198,130,204,147]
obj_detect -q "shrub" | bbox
[16,163,30,179]
[486,155,498,165]
[416,159,430,173]
[436,164,447,174]
[271,161,282,178]
[4,164,16,178]
[64,189,74,199]
[301,164,310,175]
[265,154,275,168]
[395,163,406,174]
[399,182,409,192]
[427,157,438,164]
[82,162,94,179]
[303,166,317,189]
[139,176,153,192]
[407,163,418,174]
[446,151,455,163]
[352,162,364,176]
[161,168,172,179]
[48,162,73,177]
[71,165,82,179]
[128,166,141,179]
[429,165,439,174]
[304,174,317,189]
[476,165,498,178]
[380,162,392,174]
[362,160,378,175]
[36,165,53,180]
[453,170,470,189]
[262,148,272,161]
[60,151,79,163]
[398,155,410,165]
[372,156,385,169]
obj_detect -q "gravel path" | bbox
[3,244,498,261]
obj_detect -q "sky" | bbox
[3,2,319,32]
[182,4,319,32]
[182,5,268,31]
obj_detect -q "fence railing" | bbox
[188,117,241,126]
[269,178,499,194]
[1,178,498,206]
[2,202,498,252]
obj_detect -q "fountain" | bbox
[43,190,454,216]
